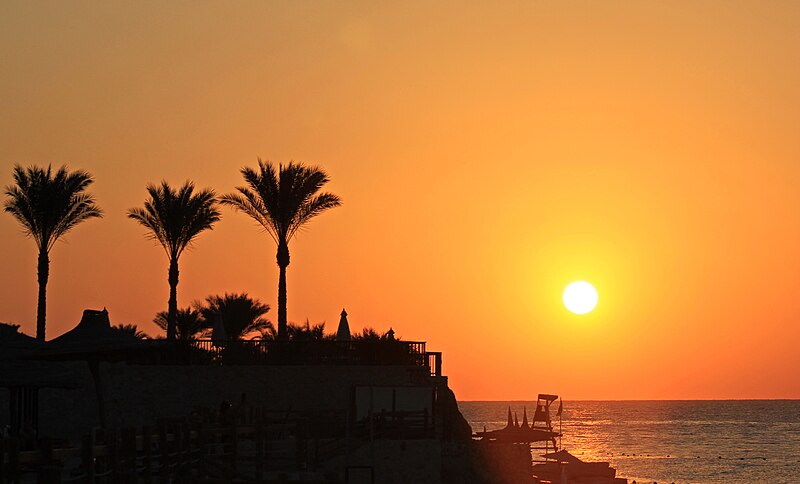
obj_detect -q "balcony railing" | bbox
[178,339,442,376]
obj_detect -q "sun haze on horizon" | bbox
[2,1,800,401]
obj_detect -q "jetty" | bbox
[473,394,627,484]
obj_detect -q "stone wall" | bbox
[18,363,438,441]
[327,440,444,484]
[442,441,537,484]
[0,361,100,439]
[39,361,101,439]
[0,362,541,484]
[99,364,426,430]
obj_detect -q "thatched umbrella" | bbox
[336,308,351,342]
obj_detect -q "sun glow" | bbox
[563,281,598,315]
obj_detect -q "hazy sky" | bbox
[2,1,800,400]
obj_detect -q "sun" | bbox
[563,281,598,314]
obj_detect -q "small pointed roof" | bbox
[522,407,529,428]
[506,407,513,428]
[336,308,351,342]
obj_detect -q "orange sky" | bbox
[2,1,800,400]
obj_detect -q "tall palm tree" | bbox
[197,292,272,340]
[153,307,208,341]
[3,165,102,340]
[128,181,220,340]
[221,160,341,341]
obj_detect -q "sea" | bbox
[459,400,800,483]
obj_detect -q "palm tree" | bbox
[353,327,383,341]
[261,319,330,341]
[288,319,330,341]
[153,307,208,341]
[197,292,272,340]
[111,324,147,339]
[128,181,220,340]
[221,160,341,340]
[3,165,102,340]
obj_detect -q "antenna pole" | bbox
[559,402,562,450]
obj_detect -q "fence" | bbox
[0,404,436,483]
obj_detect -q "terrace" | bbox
[188,339,443,377]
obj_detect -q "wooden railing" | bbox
[425,352,442,377]
[184,339,438,372]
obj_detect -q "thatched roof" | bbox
[44,308,147,358]
[0,322,44,360]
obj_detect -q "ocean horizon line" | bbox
[462,398,800,402]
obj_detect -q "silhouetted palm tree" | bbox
[353,327,383,341]
[221,160,341,340]
[261,319,331,341]
[197,293,272,340]
[3,165,102,340]
[128,181,220,340]
[290,319,331,341]
[153,307,208,341]
[112,324,147,339]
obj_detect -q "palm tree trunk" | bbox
[36,250,49,341]
[167,258,179,340]
[276,242,290,341]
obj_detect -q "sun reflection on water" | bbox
[460,400,800,484]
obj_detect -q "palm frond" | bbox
[197,292,272,340]
[152,307,208,340]
[112,324,147,339]
[128,180,220,261]
[4,164,102,253]
[288,192,342,239]
[221,159,341,246]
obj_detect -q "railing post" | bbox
[106,429,119,482]
[141,426,152,484]
[80,434,94,484]
[158,421,169,482]
[175,423,184,476]
[255,420,264,480]
[0,438,4,483]
[119,427,132,483]
[0,437,7,483]
[39,437,61,484]
[6,437,21,484]
[228,422,237,481]
[195,422,207,481]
